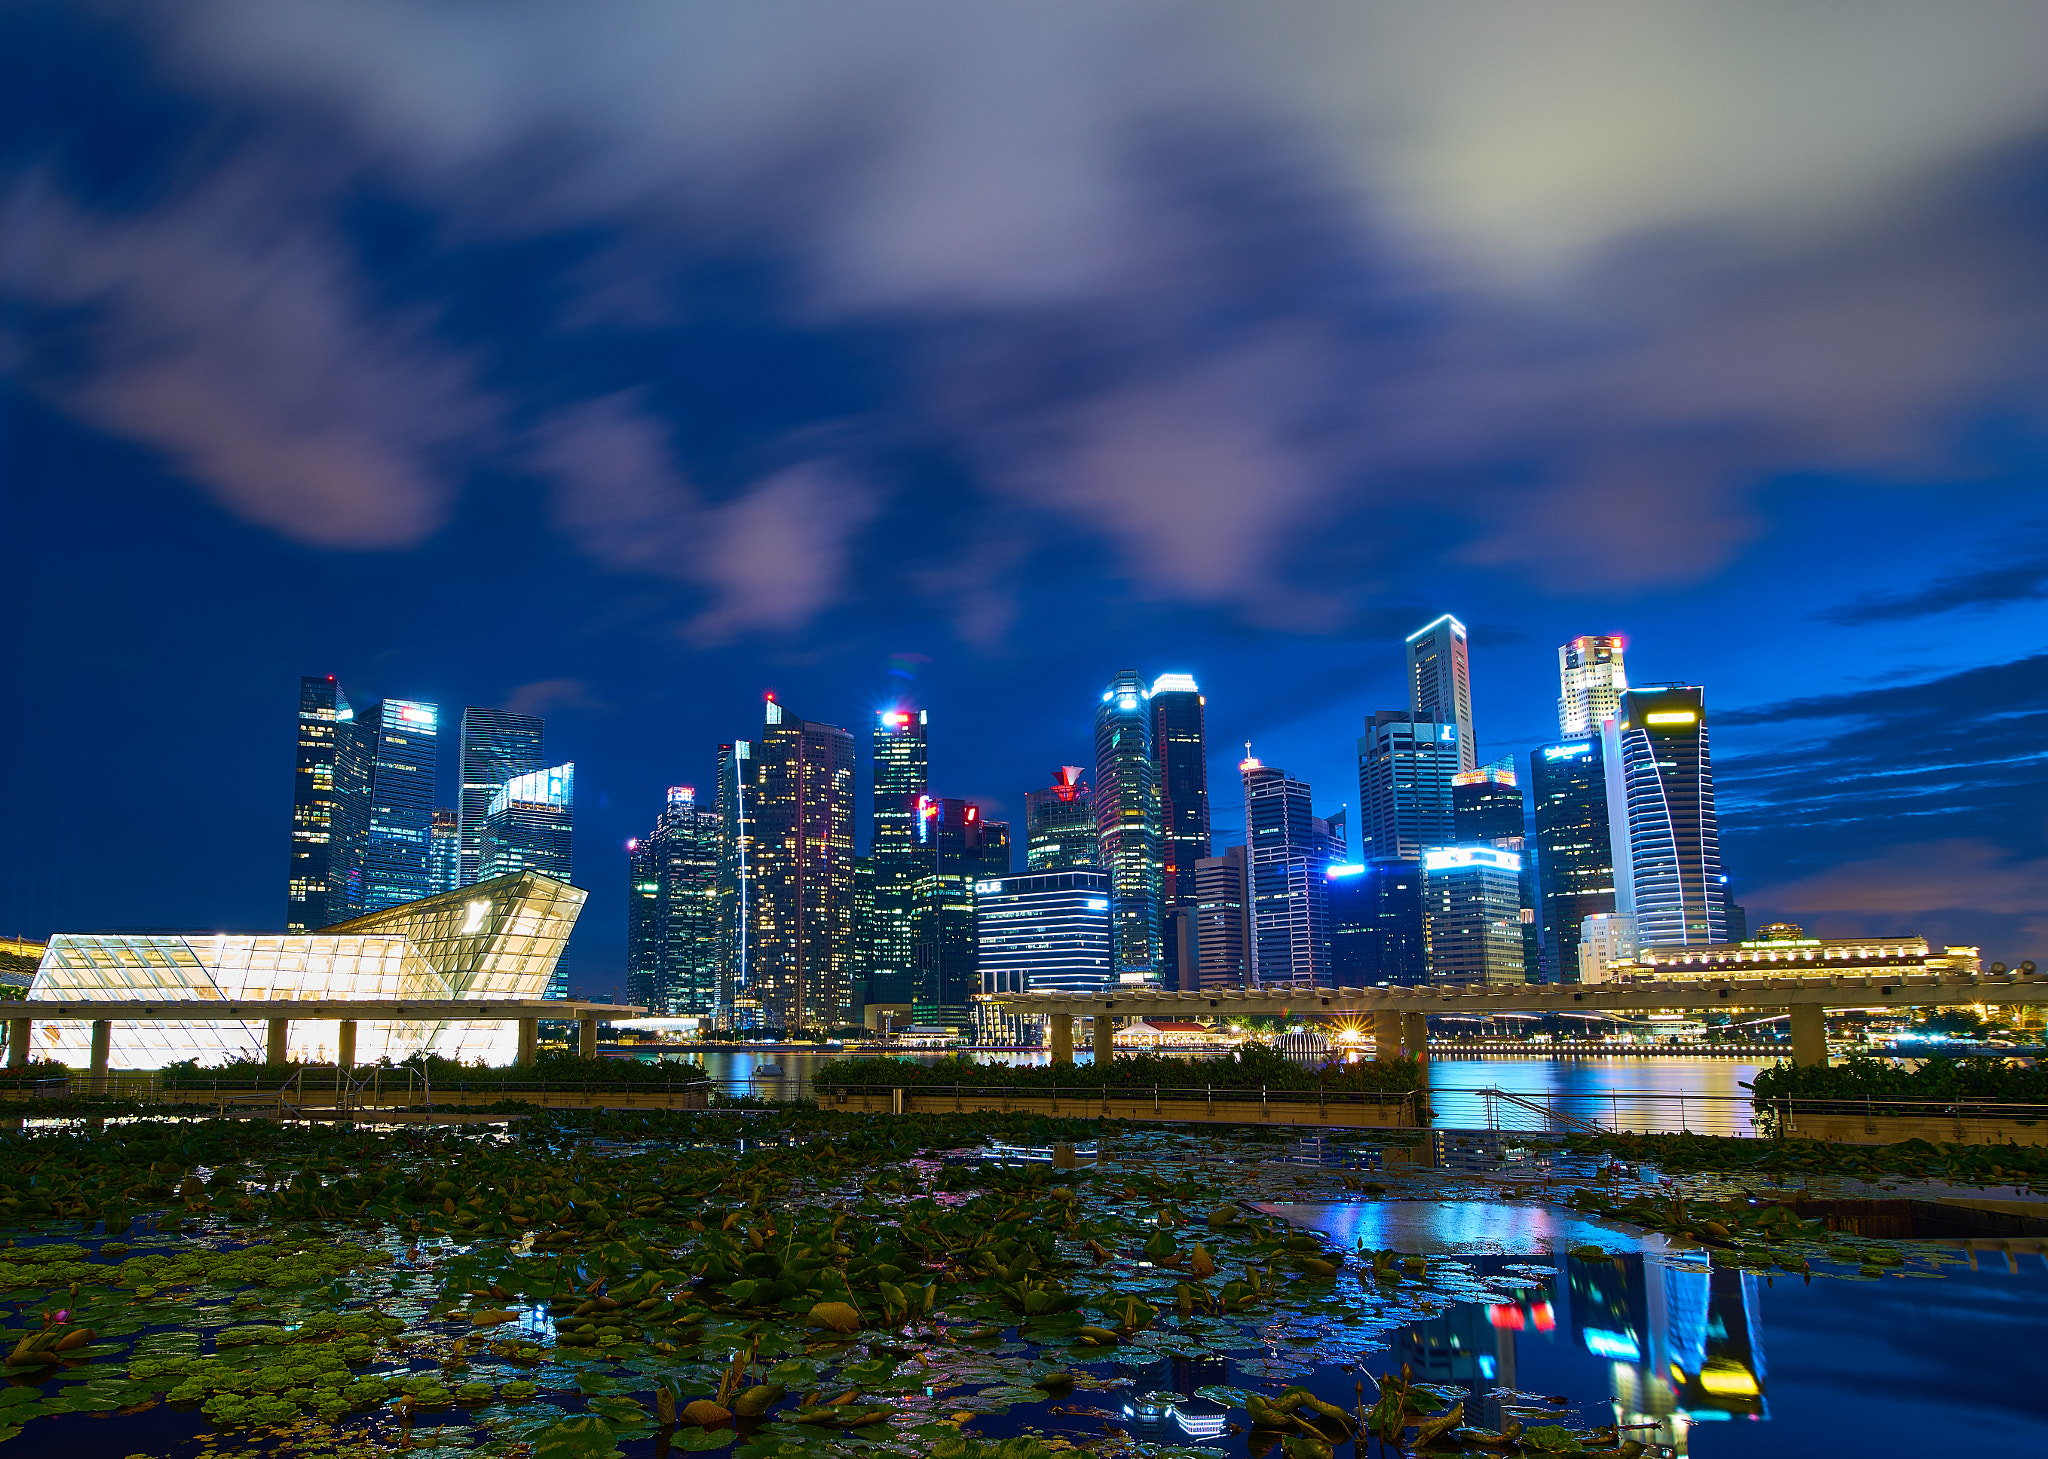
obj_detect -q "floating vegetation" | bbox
[1566,1128,2048,1190]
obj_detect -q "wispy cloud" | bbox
[1817,534,2048,624]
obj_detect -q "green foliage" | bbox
[1750,1054,2048,1104]
[812,1044,1421,1094]
[1568,1128,2048,1189]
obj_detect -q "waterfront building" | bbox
[1602,685,1728,948]
[714,740,759,1027]
[868,708,928,1007]
[1193,847,1251,989]
[288,675,352,931]
[1558,635,1628,740]
[974,868,1112,1041]
[1150,674,1212,991]
[479,763,574,885]
[331,699,440,917]
[29,871,584,1069]
[1242,756,1332,987]
[1327,858,1428,987]
[1578,913,1638,983]
[1094,670,1163,984]
[1025,768,1097,872]
[1407,614,1476,772]
[428,809,461,895]
[749,699,856,1029]
[1608,925,1982,982]
[911,798,1010,1030]
[626,787,721,1016]
[1421,845,1528,986]
[1530,738,1614,984]
[1357,711,1457,859]
[458,708,545,888]
[852,856,874,1007]
[1453,759,1537,980]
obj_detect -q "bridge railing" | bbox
[1434,1086,1759,1138]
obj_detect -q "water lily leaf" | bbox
[677,1425,735,1451]
[531,1415,628,1459]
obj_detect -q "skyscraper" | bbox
[1421,845,1528,986]
[749,699,856,1029]
[975,868,1112,1041]
[1453,759,1537,980]
[868,708,928,1007]
[1193,847,1251,989]
[331,698,440,917]
[287,675,352,931]
[428,809,461,896]
[1603,685,1727,948]
[912,798,1010,1029]
[1407,615,1476,772]
[1242,756,1332,987]
[1094,671,1162,984]
[1025,769,1097,871]
[626,786,721,1016]
[1149,673,1211,990]
[1326,859,1427,987]
[480,762,574,884]
[1559,635,1627,740]
[458,708,545,888]
[1530,738,1615,983]
[714,740,759,1025]
[1357,711,1457,860]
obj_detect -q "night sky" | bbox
[4,4,2048,994]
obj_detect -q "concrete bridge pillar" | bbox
[516,1017,539,1069]
[1092,1013,1115,1066]
[1050,1012,1073,1063]
[90,1020,112,1096]
[578,1015,599,1059]
[6,1019,28,1070]
[266,1017,289,1066]
[337,1020,357,1074]
[1373,1010,1402,1061]
[1789,1004,1828,1066]
[1400,1012,1431,1068]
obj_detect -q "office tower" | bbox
[1421,846,1528,985]
[1530,738,1615,983]
[1453,759,1537,980]
[1407,614,1476,772]
[714,740,759,1026]
[626,787,722,1017]
[1242,756,1332,987]
[626,836,660,1009]
[1579,912,1638,982]
[1559,635,1627,740]
[479,763,574,883]
[868,708,928,1006]
[1193,847,1251,989]
[1602,685,1727,948]
[1326,858,1428,987]
[331,698,440,917]
[911,798,1009,1030]
[749,699,856,1029]
[1149,673,1211,990]
[1025,768,1097,871]
[975,869,1112,1041]
[288,675,352,931]
[851,856,874,1008]
[1357,711,1457,860]
[458,708,545,888]
[1094,671,1163,984]
[428,809,461,895]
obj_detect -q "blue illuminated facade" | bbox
[332,698,440,917]
[1327,858,1427,986]
[1093,671,1162,984]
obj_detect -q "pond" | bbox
[0,1111,2034,1459]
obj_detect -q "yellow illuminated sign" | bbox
[1644,711,1698,725]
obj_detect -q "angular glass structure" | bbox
[27,872,586,1069]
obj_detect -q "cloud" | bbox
[1744,839,2048,951]
[503,678,600,717]
[1817,535,2048,624]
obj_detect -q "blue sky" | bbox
[4,3,2047,991]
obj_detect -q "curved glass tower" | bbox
[1093,670,1162,984]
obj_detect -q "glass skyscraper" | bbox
[1603,685,1727,948]
[1406,614,1476,773]
[332,698,440,917]
[750,699,856,1029]
[626,786,720,1016]
[1357,710,1458,860]
[1326,859,1427,987]
[1093,671,1162,984]
[288,675,352,931]
[458,708,545,888]
[1421,845,1528,986]
[975,869,1112,1041]
[1242,757,1332,987]
[1530,737,1615,983]
[912,797,1010,1029]
[428,809,461,895]
[1149,674,1211,991]
[714,740,759,1025]
[1192,847,1250,989]
[1558,635,1628,740]
[1025,768,1097,871]
[868,708,928,1007]
[480,762,574,884]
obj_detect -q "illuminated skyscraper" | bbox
[626,786,721,1016]
[1242,756,1332,987]
[1406,615,1475,772]
[975,869,1112,1041]
[1094,671,1162,983]
[1454,759,1536,980]
[332,699,440,917]
[1558,635,1627,740]
[1530,738,1615,982]
[1025,768,1097,871]
[1603,685,1727,948]
[911,797,1009,1029]
[868,708,928,1007]
[714,740,758,1025]
[288,675,352,931]
[750,699,856,1028]
[480,763,574,884]
[1421,845,1528,986]
[1357,711,1457,860]
[1149,673,1211,990]
[428,809,461,895]
[1327,859,1427,986]
[1193,847,1251,989]
[458,708,545,887]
